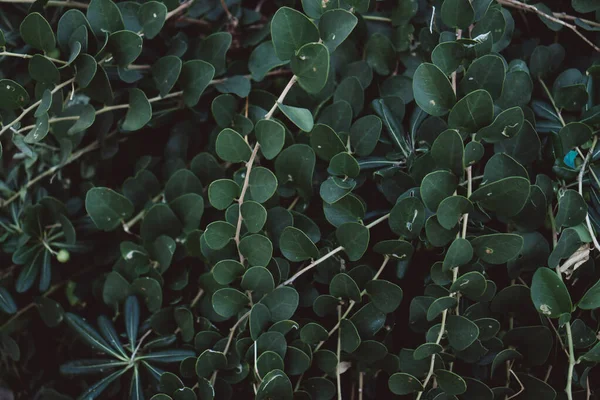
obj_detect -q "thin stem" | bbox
[282,214,390,286]
[451,29,462,93]
[0,265,95,332]
[552,12,600,28]
[235,75,298,263]
[506,369,525,400]
[165,0,193,21]
[0,0,89,8]
[0,78,75,137]
[235,143,261,264]
[578,137,600,251]
[462,166,472,239]
[314,256,391,352]
[336,305,342,400]
[0,51,67,65]
[264,75,298,120]
[497,0,600,53]
[548,205,558,249]
[565,321,575,400]
[358,372,364,400]
[122,193,164,233]
[539,78,566,126]
[210,310,251,385]
[361,15,393,22]
[1,130,117,207]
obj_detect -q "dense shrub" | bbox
[1,0,600,399]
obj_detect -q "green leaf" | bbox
[319,9,358,52]
[152,56,182,97]
[138,1,167,39]
[140,204,182,242]
[122,89,152,131]
[420,170,458,212]
[320,176,355,204]
[28,55,59,84]
[310,123,346,161]
[249,41,288,82]
[275,144,315,199]
[0,79,30,110]
[196,32,231,76]
[66,104,95,135]
[260,287,299,322]
[208,179,240,210]
[471,233,523,264]
[470,176,530,217]
[249,167,278,203]
[432,42,466,76]
[271,7,319,61]
[330,273,361,302]
[64,313,123,359]
[578,279,600,310]
[388,373,424,395]
[476,106,524,143]
[365,33,396,75]
[195,349,227,378]
[427,296,457,321]
[328,152,359,178]
[555,189,587,228]
[256,369,293,400]
[366,280,403,313]
[108,30,142,68]
[413,63,457,116]
[434,369,467,395]
[241,201,267,233]
[350,115,382,157]
[389,197,425,239]
[430,131,464,178]
[336,222,369,261]
[75,54,97,88]
[212,288,249,318]
[442,0,475,29]
[85,188,134,231]
[255,119,285,160]
[241,267,275,294]
[131,277,162,312]
[20,12,55,52]
[449,272,487,300]
[413,343,444,360]
[448,90,494,134]
[87,0,124,37]
[124,295,139,349]
[460,55,506,99]
[437,196,473,230]
[180,60,215,107]
[300,322,328,344]
[280,226,319,262]
[250,303,271,341]
[216,128,252,163]
[443,238,473,271]
[204,221,236,250]
[301,0,338,18]
[0,287,17,315]
[531,268,572,318]
[292,42,330,94]
[24,113,49,143]
[278,104,314,132]
[239,234,273,267]
[581,342,600,362]
[212,259,245,285]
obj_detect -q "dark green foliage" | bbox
[1,0,600,399]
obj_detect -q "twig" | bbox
[565,322,576,400]
[552,12,600,28]
[122,193,164,233]
[362,15,392,23]
[358,371,364,400]
[497,0,600,53]
[314,256,391,352]
[336,305,342,400]
[451,29,462,93]
[506,369,525,400]
[578,137,600,251]
[0,0,89,8]
[0,78,75,137]
[1,130,117,207]
[210,309,251,385]
[0,51,67,65]
[234,75,298,263]
[281,213,390,286]
[538,78,566,127]
[165,0,193,21]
